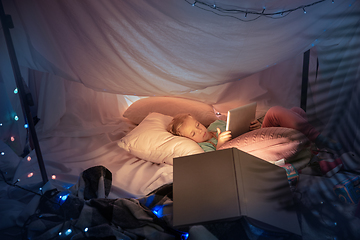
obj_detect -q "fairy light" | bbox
[14,88,18,94]
[1,152,4,156]
[27,156,31,161]
[182,232,189,240]
[84,227,89,232]
[65,229,72,236]
[185,0,331,21]
[24,124,28,128]
[27,172,34,178]
[10,136,15,142]
[52,175,56,180]
[14,115,19,121]
[0,123,2,126]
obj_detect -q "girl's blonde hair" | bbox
[167,113,192,136]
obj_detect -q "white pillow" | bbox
[118,112,204,165]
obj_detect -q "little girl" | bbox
[167,106,341,152]
[167,106,345,176]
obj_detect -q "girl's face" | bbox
[178,117,212,143]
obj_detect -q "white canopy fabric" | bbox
[3,0,359,96]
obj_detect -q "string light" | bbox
[84,227,89,232]
[185,0,331,22]
[24,124,28,128]
[14,115,19,121]
[10,136,15,142]
[27,156,31,161]
[14,88,18,94]
[1,152,4,156]
[27,172,34,178]
[0,123,2,126]
[52,175,56,179]
[65,229,72,236]
[182,232,189,240]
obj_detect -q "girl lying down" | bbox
[167,106,349,176]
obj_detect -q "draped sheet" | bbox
[3,0,359,96]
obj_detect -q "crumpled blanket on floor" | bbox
[17,165,303,240]
[22,166,182,240]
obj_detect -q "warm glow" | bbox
[27,156,31,161]
[28,172,34,178]
[52,175,56,179]
[10,136,15,142]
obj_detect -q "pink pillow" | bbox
[218,127,309,163]
[123,97,218,126]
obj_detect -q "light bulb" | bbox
[52,175,56,179]
[1,152,4,156]
[0,123,2,126]
[14,88,18,94]
[11,136,15,142]
[27,156,31,161]
[84,228,88,232]
[65,229,72,235]
[28,172,34,178]
[24,124,29,128]
[14,116,19,121]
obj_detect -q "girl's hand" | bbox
[216,128,232,150]
[249,120,261,131]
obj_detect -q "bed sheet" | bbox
[8,127,173,200]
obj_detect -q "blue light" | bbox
[303,8,307,14]
[1,152,4,156]
[59,232,62,236]
[14,88,18,94]
[152,205,164,218]
[181,232,189,240]
[65,229,72,236]
[14,115,19,121]
[24,124,29,129]
[58,193,70,205]
[0,123,2,126]
[84,227,89,232]
[61,195,68,201]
